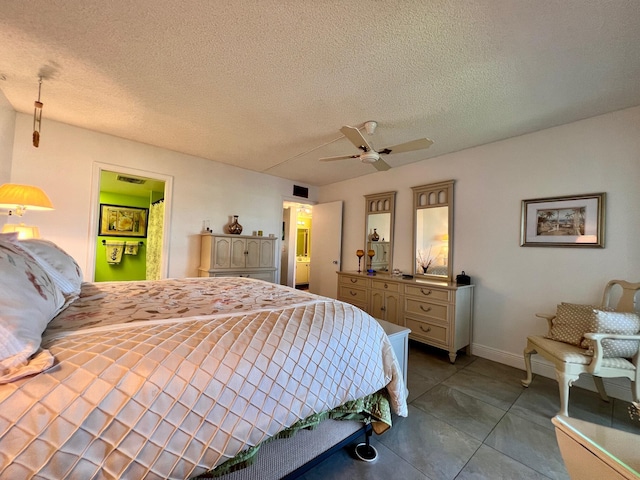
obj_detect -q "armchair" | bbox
[522,280,640,416]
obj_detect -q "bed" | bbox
[0,236,407,479]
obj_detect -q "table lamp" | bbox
[0,183,54,238]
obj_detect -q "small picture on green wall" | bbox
[99,204,149,237]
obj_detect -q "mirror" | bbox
[364,191,396,272]
[296,228,309,257]
[412,180,454,279]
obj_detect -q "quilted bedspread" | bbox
[0,277,407,479]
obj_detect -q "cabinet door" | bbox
[245,238,261,268]
[295,263,309,284]
[259,239,274,268]
[230,238,247,268]
[369,290,385,319]
[385,291,402,325]
[213,237,232,268]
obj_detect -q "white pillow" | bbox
[19,239,83,296]
[584,310,640,358]
[0,239,65,383]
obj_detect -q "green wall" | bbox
[95,192,149,282]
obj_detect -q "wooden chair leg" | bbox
[593,376,610,403]
[521,344,536,387]
[556,371,580,417]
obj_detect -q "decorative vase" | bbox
[227,215,243,234]
[371,229,379,241]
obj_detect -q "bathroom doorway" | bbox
[87,163,173,282]
[281,201,313,289]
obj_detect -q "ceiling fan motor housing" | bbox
[360,151,380,164]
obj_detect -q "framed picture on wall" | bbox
[99,204,149,237]
[520,192,605,247]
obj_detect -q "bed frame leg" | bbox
[354,424,378,462]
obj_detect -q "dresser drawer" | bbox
[340,275,369,288]
[404,298,448,322]
[404,285,450,302]
[338,285,367,304]
[371,279,400,292]
[406,318,448,346]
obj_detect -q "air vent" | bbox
[293,185,308,198]
[117,175,146,184]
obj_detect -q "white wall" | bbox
[0,89,15,186]
[9,113,317,278]
[319,106,640,372]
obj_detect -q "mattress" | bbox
[0,277,407,479]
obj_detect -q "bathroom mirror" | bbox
[296,228,309,257]
[364,191,396,272]
[412,180,454,280]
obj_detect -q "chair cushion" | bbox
[529,335,592,364]
[528,335,636,370]
[583,310,640,358]
[546,303,610,346]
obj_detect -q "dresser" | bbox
[199,233,277,282]
[337,271,474,363]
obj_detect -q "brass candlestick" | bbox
[367,249,375,272]
[356,249,364,272]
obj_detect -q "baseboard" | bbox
[470,342,632,402]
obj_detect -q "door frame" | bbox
[86,162,174,281]
[281,197,316,287]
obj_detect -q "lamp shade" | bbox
[2,223,40,239]
[0,183,54,212]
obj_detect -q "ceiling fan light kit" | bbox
[320,120,433,172]
[364,120,377,135]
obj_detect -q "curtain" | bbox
[146,200,164,280]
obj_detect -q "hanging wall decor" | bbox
[33,77,43,147]
[99,204,149,237]
[520,193,605,247]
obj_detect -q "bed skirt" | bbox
[198,391,392,478]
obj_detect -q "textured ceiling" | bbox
[1,1,639,186]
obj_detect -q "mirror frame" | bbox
[412,180,454,280]
[364,191,396,273]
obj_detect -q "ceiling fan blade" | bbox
[378,138,433,155]
[319,154,359,162]
[340,125,374,152]
[372,159,391,171]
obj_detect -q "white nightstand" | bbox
[375,318,410,387]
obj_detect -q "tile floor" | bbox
[300,341,640,480]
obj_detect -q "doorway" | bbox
[281,201,313,289]
[87,163,173,282]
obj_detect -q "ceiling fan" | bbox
[320,121,433,171]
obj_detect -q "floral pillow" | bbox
[583,310,640,358]
[20,239,83,296]
[546,303,608,346]
[0,232,19,242]
[0,239,65,383]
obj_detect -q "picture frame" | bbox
[520,193,605,247]
[98,204,149,237]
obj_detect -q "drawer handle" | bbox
[384,283,388,289]
[420,305,432,313]
[349,290,358,296]
[420,325,432,333]
[350,278,358,283]
[420,289,433,296]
